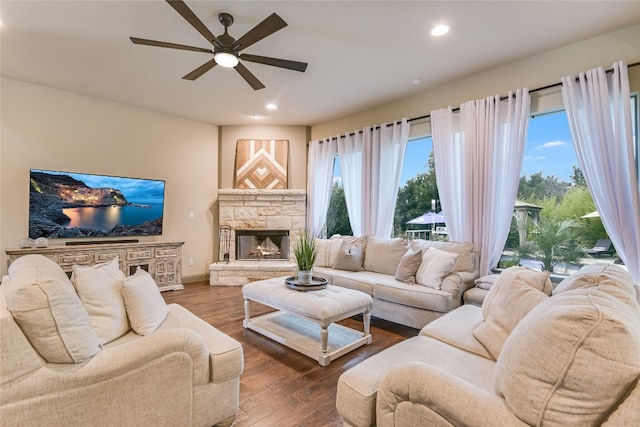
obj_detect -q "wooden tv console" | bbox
[6,241,184,291]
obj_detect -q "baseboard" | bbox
[182,273,209,284]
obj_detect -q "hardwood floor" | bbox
[162,282,418,427]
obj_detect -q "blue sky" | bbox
[397,110,579,186]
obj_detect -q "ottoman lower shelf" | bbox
[244,311,371,366]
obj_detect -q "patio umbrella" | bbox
[581,211,600,219]
[406,211,445,225]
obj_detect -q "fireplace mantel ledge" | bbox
[218,189,306,196]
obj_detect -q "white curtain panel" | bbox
[561,61,640,281]
[362,119,410,238]
[432,89,530,276]
[337,131,365,236]
[306,137,337,237]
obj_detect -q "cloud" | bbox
[523,155,546,161]
[540,140,566,149]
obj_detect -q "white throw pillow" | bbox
[314,238,344,268]
[415,247,459,289]
[4,255,101,363]
[71,257,130,344]
[121,268,168,335]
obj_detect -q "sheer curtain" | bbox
[561,61,640,281]
[338,119,409,237]
[337,131,365,236]
[362,119,409,238]
[432,89,530,276]
[306,137,337,237]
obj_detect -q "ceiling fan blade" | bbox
[240,53,307,72]
[166,0,221,48]
[130,37,213,54]
[234,63,265,90]
[231,13,287,51]
[182,59,217,80]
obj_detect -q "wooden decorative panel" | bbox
[235,139,289,189]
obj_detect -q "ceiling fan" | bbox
[130,0,308,90]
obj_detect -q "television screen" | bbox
[29,169,165,239]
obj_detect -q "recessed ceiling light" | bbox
[431,24,449,37]
[265,103,278,110]
[251,112,264,119]
[412,78,422,85]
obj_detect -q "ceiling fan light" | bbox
[214,51,239,68]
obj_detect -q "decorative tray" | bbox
[285,276,328,291]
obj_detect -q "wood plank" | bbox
[162,282,418,426]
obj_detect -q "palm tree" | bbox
[515,218,587,271]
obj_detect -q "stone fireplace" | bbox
[209,189,306,285]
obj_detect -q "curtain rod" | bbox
[405,61,640,124]
[318,61,640,142]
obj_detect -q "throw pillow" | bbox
[363,237,409,276]
[4,255,101,363]
[121,268,168,335]
[71,257,130,345]
[332,241,365,272]
[494,287,640,426]
[314,238,344,268]
[394,249,423,284]
[472,274,550,359]
[415,247,459,289]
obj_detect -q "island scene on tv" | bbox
[29,169,165,239]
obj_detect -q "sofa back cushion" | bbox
[363,237,408,275]
[71,257,130,344]
[494,266,640,426]
[4,255,102,363]
[410,239,476,273]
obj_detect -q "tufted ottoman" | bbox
[242,276,373,366]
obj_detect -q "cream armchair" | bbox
[0,255,243,427]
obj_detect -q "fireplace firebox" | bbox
[235,230,290,261]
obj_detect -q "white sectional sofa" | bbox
[336,264,640,427]
[1,254,244,427]
[312,236,479,329]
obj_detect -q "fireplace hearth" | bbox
[236,230,289,261]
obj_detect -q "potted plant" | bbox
[294,230,316,284]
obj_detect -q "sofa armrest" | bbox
[376,362,527,427]
[5,328,210,404]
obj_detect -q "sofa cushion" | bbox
[394,249,423,284]
[327,270,376,295]
[314,238,344,268]
[420,304,493,359]
[415,247,458,289]
[121,268,168,335]
[332,241,365,272]
[373,277,453,313]
[494,282,640,426]
[71,257,130,344]
[411,239,475,273]
[3,255,101,363]
[473,267,551,359]
[363,237,408,275]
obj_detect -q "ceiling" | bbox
[2,1,639,126]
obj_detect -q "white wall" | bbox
[0,79,219,279]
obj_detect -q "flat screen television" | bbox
[29,169,165,240]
